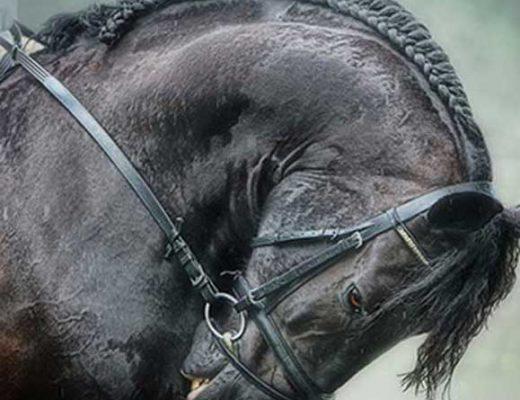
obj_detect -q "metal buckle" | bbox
[190,269,220,302]
[352,231,363,249]
[190,272,206,288]
[246,290,262,308]
[205,292,247,342]
[233,289,260,313]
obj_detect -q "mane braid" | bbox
[299,0,489,181]
[36,0,490,181]
[37,0,170,49]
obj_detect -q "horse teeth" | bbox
[191,379,202,391]
[190,378,210,392]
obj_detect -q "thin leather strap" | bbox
[251,222,373,247]
[0,22,39,83]
[256,312,328,399]
[236,278,330,400]
[214,337,295,400]
[236,232,364,312]
[0,38,218,302]
[252,182,495,248]
[14,21,36,39]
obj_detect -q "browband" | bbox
[252,181,495,248]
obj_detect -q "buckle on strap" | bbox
[188,267,220,304]
[352,231,363,249]
[235,289,262,313]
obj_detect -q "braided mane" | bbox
[36,0,490,181]
[36,0,169,49]
[302,0,490,182]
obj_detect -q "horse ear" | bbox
[427,192,503,232]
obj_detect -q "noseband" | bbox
[0,30,498,400]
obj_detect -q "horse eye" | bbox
[342,285,364,314]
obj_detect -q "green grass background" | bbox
[1,1,519,399]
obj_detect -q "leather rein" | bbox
[0,26,497,400]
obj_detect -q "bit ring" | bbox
[205,292,247,342]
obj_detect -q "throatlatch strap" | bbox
[0,31,218,303]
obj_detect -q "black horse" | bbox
[0,1,518,399]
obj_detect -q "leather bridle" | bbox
[216,181,494,400]
[0,26,499,400]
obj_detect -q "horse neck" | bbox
[11,45,259,276]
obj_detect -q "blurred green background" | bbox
[1,1,519,399]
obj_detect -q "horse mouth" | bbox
[181,323,235,399]
[187,378,211,400]
[181,370,217,400]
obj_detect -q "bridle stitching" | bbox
[395,225,431,267]
[392,209,431,267]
